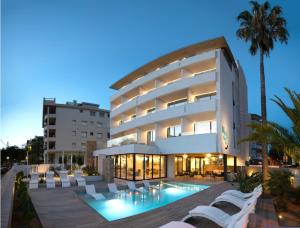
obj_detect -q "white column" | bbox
[167,155,175,179]
[187,89,194,103]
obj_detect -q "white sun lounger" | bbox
[221,185,262,199]
[46,171,55,189]
[59,171,71,188]
[210,187,262,209]
[74,170,86,186]
[108,183,121,194]
[85,184,105,200]
[29,172,39,189]
[127,181,144,193]
[159,221,196,228]
[181,195,257,227]
[143,180,159,190]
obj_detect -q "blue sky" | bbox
[1,0,300,147]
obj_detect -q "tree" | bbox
[242,88,300,165]
[1,146,26,165]
[236,1,289,191]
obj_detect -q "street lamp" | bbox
[27,145,32,178]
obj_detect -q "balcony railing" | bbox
[111,68,216,111]
[107,133,137,147]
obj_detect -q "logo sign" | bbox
[222,126,229,150]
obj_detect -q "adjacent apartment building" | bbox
[93,37,249,181]
[43,98,110,166]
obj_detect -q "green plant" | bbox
[77,155,84,166]
[237,172,262,193]
[82,166,99,176]
[268,170,293,197]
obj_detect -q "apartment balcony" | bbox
[111,50,216,102]
[44,125,56,130]
[44,136,56,142]
[44,113,56,120]
[111,98,216,136]
[111,70,216,118]
[155,133,217,154]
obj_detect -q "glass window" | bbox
[153,155,160,178]
[99,112,105,117]
[120,155,126,179]
[81,121,87,126]
[147,108,155,114]
[72,142,76,148]
[90,121,94,125]
[97,122,103,127]
[167,125,181,137]
[211,120,217,133]
[160,156,167,178]
[195,92,216,102]
[81,143,86,149]
[81,131,87,138]
[90,111,96,116]
[135,154,144,180]
[145,155,152,179]
[97,133,103,139]
[194,121,210,134]
[126,154,133,180]
[167,98,187,108]
[90,132,94,136]
[147,130,156,144]
[72,120,76,124]
[72,131,76,136]
[80,109,83,113]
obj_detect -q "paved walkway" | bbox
[29,181,237,228]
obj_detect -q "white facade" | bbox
[94,37,249,180]
[43,98,110,165]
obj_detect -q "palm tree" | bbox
[236,1,289,190]
[243,88,300,164]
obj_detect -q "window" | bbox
[97,122,103,127]
[90,121,94,125]
[147,107,155,114]
[107,113,110,118]
[90,111,96,116]
[99,112,104,117]
[97,133,103,139]
[81,131,87,138]
[119,120,124,126]
[167,125,181,137]
[147,130,156,144]
[80,109,83,113]
[167,98,187,108]
[81,121,87,126]
[131,114,136,120]
[72,120,76,124]
[81,143,86,149]
[194,120,216,134]
[72,131,76,136]
[72,142,76,148]
[90,132,94,136]
[107,132,110,139]
[195,92,216,102]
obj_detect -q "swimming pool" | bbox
[81,182,209,221]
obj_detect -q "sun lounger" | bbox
[29,172,39,189]
[74,170,86,186]
[143,180,159,190]
[46,171,55,189]
[108,183,121,194]
[159,221,196,228]
[181,195,257,227]
[210,187,262,209]
[221,184,262,199]
[85,184,105,200]
[59,171,71,188]
[127,181,144,193]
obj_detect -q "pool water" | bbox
[81,182,209,221]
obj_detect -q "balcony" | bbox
[111,50,216,102]
[155,133,217,154]
[107,133,137,147]
[111,98,216,136]
[111,70,216,118]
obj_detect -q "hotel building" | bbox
[43,98,110,166]
[93,37,249,181]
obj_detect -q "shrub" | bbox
[237,172,262,193]
[267,170,293,197]
[82,166,99,176]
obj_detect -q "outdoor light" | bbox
[206,153,211,158]
[218,155,223,159]
[278,215,283,219]
[183,154,188,159]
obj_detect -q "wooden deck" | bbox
[29,181,237,228]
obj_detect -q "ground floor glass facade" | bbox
[111,154,167,180]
